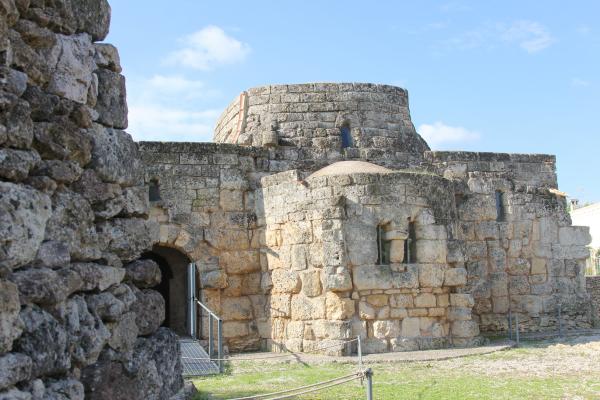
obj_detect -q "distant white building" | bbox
[571,202,600,275]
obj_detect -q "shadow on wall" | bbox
[142,245,191,336]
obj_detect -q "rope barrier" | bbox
[228,371,364,400]
[229,371,363,400]
[182,337,359,362]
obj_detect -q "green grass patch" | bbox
[191,360,600,400]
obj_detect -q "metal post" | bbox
[187,263,197,339]
[208,316,214,359]
[508,309,513,340]
[515,314,520,347]
[357,336,363,373]
[558,303,563,338]
[217,319,223,373]
[365,368,373,400]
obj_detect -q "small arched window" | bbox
[340,124,352,149]
[149,179,161,202]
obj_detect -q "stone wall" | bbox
[140,142,272,351]
[213,83,429,169]
[426,151,592,333]
[586,276,600,325]
[0,1,182,399]
[260,165,479,354]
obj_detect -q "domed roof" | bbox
[308,161,393,179]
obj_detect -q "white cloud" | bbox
[571,77,590,87]
[500,20,554,53]
[440,20,554,54]
[126,74,223,142]
[418,122,480,149]
[165,25,251,70]
[128,104,220,142]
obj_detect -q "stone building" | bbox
[141,83,593,355]
[0,0,595,398]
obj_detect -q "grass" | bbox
[191,340,600,400]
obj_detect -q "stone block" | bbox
[372,320,400,339]
[450,294,475,308]
[223,321,249,338]
[366,294,388,307]
[0,353,31,391]
[221,297,253,321]
[312,320,350,340]
[353,265,393,290]
[389,240,405,263]
[359,301,376,320]
[390,337,419,352]
[415,240,447,263]
[321,267,353,292]
[271,269,301,293]
[401,317,420,337]
[414,293,436,308]
[531,258,547,275]
[290,294,325,320]
[444,268,467,286]
[418,264,445,288]
[451,320,479,338]
[391,265,419,289]
[558,226,591,246]
[390,294,413,308]
[447,307,472,321]
[300,270,322,297]
[362,338,388,354]
[220,250,260,275]
[325,292,355,320]
[219,189,244,211]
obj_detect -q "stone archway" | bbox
[142,245,191,336]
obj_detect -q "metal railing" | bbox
[196,299,223,373]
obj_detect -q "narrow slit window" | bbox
[404,221,417,263]
[340,125,352,149]
[376,225,391,265]
[149,179,161,202]
[495,190,505,221]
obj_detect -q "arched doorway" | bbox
[142,245,191,337]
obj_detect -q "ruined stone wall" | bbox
[213,83,429,169]
[140,142,275,351]
[0,1,182,399]
[426,151,591,333]
[586,276,600,325]
[260,168,479,354]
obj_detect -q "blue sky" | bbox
[107,1,599,203]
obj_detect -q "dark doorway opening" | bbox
[142,245,191,336]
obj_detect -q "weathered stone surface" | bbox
[444,267,467,286]
[291,294,325,320]
[0,388,31,400]
[44,378,84,400]
[0,353,31,390]
[221,297,253,321]
[200,269,228,289]
[9,267,69,305]
[89,124,141,186]
[0,148,40,181]
[33,240,70,268]
[71,263,124,291]
[0,281,21,354]
[94,70,127,129]
[96,218,157,262]
[124,259,161,289]
[94,43,121,73]
[130,287,165,336]
[44,188,99,261]
[418,264,445,288]
[45,33,95,104]
[86,292,126,322]
[271,269,301,293]
[57,295,109,368]
[107,312,138,353]
[353,265,393,290]
[0,93,33,149]
[0,182,51,270]
[14,306,70,378]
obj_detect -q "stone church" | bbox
[0,0,593,399]
[141,83,593,354]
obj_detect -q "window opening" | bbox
[376,225,391,265]
[404,220,417,263]
[495,190,505,221]
[340,125,352,149]
[149,179,161,202]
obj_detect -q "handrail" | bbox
[196,299,221,321]
[196,298,224,373]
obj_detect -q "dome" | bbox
[308,161,393,179]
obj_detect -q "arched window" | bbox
[340,124,352,149]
